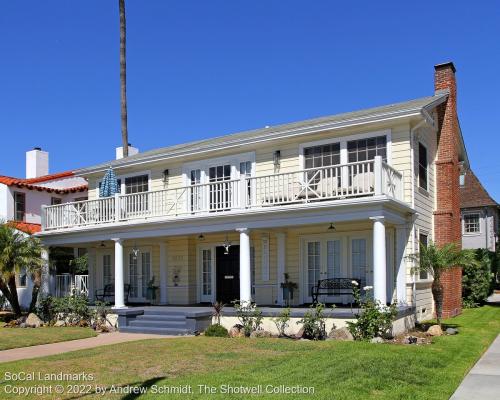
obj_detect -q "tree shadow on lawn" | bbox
[63,376,165,400]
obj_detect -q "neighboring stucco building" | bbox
[0,148,88,308]
[460,169,499,251]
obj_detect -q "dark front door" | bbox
[216,245,240,303]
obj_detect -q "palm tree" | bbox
[0,223,43,317]
[409,241,475,326]
[119,0,129,157]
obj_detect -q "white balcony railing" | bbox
[55,274,89,297]
[42,157,403,231]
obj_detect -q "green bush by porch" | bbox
[0,305,499,399]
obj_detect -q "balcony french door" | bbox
[209,164,231,211]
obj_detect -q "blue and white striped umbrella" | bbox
[99,167,119,197]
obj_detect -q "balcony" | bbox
[41,157,404,232]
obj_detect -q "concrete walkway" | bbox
[450,293,500,399]
[0,332,172,363]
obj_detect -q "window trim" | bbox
[418,231,430,281]
[182,151,256,186]
[299,129,392,169]
[98,170,151,198]
[13,191,26,221]
[462,211,482,235]
[418,142,428,191]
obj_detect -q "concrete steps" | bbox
[117,309,203,335]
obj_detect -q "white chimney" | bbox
[116,144,139,160]
[26,147,49,178]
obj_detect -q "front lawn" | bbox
[0,327,97,351]
[0,306,499,399]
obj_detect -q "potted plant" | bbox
[146,276,159,304]
[280,273,298,306]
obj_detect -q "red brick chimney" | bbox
[433,62,462,318]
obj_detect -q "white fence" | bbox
[55,274,88,297]
[42,157,403,231]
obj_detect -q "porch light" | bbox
[99,241,106,247]
[132,242,140,259]
[273,150,281,170]
[328,223,336,231]
[163,169,169,185]
[198,233,205,241]
[223,234,232,255]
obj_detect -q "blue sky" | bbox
[1,1,499,199]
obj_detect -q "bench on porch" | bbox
[95,284,131,304]
[311,278,360,304]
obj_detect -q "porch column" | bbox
[276,232,286,306]
[237,228,252,304]
[40,247,50,297]
[111,238,126,309]
[370,216,387,305]
[159,242,168,305]
[87,247,96,303]
[395,225,407,305]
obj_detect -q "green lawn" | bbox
[0,326,97,351]
[0,306,499,399]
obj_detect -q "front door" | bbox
[216,245,240,303]
[128,251,152,302]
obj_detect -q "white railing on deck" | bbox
[55,274,88,297]
[42,157,404,231]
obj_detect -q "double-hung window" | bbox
[303,143,341,185]
[14,192,26,221]
[124,175,148,194]
[418,143,428,190]
[347,136,387,163]
[419,233,429,280]
[463,213,480,234]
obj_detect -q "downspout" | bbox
[410,118,427,312]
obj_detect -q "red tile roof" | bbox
[0,171,87,194]
[460,169,498,209]
[8,221,42,234]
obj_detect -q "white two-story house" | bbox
[36,62,467,332]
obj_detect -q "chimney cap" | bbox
[434,61,456,73]
[33,146,42,151]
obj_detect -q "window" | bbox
[75,197,88,202]
[418,143,428,190]
[348,136,387,163]
[18,267,28,287]
[103,255,112,286]
[250,246,255,296]
[51,197,62,205]
[304,143,341,169]
[14,192,26,221]
[124,175,148,194]
[463,213,481,234]
[98,179,121,196]
[419,233,429,280]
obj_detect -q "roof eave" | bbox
[75,106,426,177]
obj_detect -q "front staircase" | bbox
[116,308,212,335]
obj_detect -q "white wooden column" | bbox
[159,242,168,304]
[370,216,387,305]
[112,238,126,309]
[87,247,96,303]
[395,225,408,305]
[237,228,252,304]
[276,232,286,305]
[40,247,50,297]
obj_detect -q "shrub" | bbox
[36,296,57,323]
[49,293,90,325]
[462,249,496,308]
[92,300,111,330]
[233,301,263,337]
[346,286,397,340]
[204,323,229,337]
[297,303,328,340]
[212,301,225,325]
[272,307,291,337]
